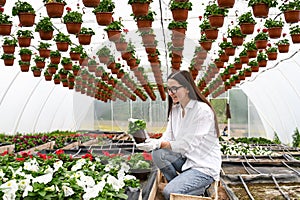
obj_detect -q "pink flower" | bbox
[123,29,129,33]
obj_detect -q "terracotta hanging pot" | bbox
[172,62,181,70]
[131,2,150,17]
[208,14,224,28]
[171,8,188,21]
[95,12,113,26]
[3,59,14,66]
[268,27,282,39]
[56,42,69,51]
[231,36,244,46]
[50,56,61,64]
[121,52,132,60]
[88,65,97,72]
[291,34,300,43]
[20,54,31,62]
[196,51,207,59]
[219,54,229,62]
[215,61,224,68]
[20,64,30,72]
[267,52,277,60]
[171,28,186,38]
[82,0,100,7]
[39,30,53,40]
[115,41,127,52]
[98,56,109,64]
[18,13,35,27]
[240,23,255,34]
[283,10,300,23]
[172,37,185,48]
[18,37,31,47]
[2,45,15,54]
[63,63,72,70]
[234,62,242,70]
[137,19,152,30]
[204,29,218,40]
[145,46,156,54]
[70,52,81,60]
[39,49,50,58]
[255,40,268,49]
[217,0,235,8]
[258,60,267,67]
[45,2,65,18]
[32,70,41,77]
[78,34,92,45]
[244,70,252,77]
[0,24,12,35]
[240,55,249,64]
[142,34,155,45]
[278,44,290,53]
[106,30,121,41]
[0,0,6,6]
[225,47,235,56]
[200,40,212,51]
[48,67,57,75]
[247,50,258,58]
[252,3,269,18]
[239,74,246,80]
[251,65,259,72]
[66,23,82,34]
[229,68,236,74]
[36,61,45,69]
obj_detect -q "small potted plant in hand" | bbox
[12,0,36,27]
[128,118,148,143]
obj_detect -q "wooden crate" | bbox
[170,193,212,200]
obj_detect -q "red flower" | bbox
[66,7,71,12]
[267,43,271,47]
[82,153,93,161]
[103,151,110,157]
[16,157,25,161]
[118,58,120,61]
[123,29,129,33]
[20,151,31,158]
[257,28,260,32]
[223,37,227,42]
[55,149,64,155]
[198,16,202,20]
[1,151,8,156]
[93,56,96,59]
[142,152,152,161]
[262,28,268,33]
[0,7,4,12]
[37,153,47,160]
[77,3,80,6]
[283,33,286,37]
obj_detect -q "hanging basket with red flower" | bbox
[63,10,83,34]
[238,12,256,35]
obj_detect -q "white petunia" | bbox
[53,160,63,172]
[81,175,95,188]
[124,174,136,180]
[62,185,74,197]
[106,174,125,192]
[44,166,54,174]
[82,180,106,200]
[45,185,55,192]
[32,173,53,184]
[71,159,87,172]
[22,185,33,198]
[0,179,18,199]
[0,169,5,178]
[24,158,39,172]
[121,162,130,173]
[18,179,30,191]
[117,170,125,181]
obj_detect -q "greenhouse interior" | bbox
[0,0,300,199]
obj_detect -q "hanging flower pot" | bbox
[268,27,282,39]
[18,37,31,47]
[204,28,218,40]
[78,34,92,45]
[200,40,212,51]
[18,13,35,27]
[217,0,235,8]
[121,52,132,60]
[137,19,152,30]
[267,52,277,60]
[0,24,12,36]
[20,53,32,62]
[283,10,300,23]
[252,3,269,18]
[56,42,69,52]
[172,37,185,48]
[208,15,224,28]
[45,2,65,18]
[115,41,127,52]
[39,49,50,58]
[39,30,53,40]
[131,2,150,17]
[1,54,15,66]
[107,30,122,41]
[215,60,224,68]
[225,47,235,56]
[50,56,61,64]
[70,52,81,60]
[141,33,156,45]
[231,36,244,46]
[0,0,6,6]
[247,50,257,58]
[277,44,290,53]
[95,12,113,26]
[171,8,188,21]
[234,62,242,70]
[291,34,300,43]
[2,45,15,54]
[240,55,249,64]
[66,23,82,34]
[31,67,42,77]
[19,63,30,72]
[240,23,255,34]
[255,40,268,49]
[82,0,100,7]
[258,60,267,67]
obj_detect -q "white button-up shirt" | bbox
[160,99,222,181]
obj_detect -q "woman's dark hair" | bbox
[167,70,220,137]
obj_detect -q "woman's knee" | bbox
[152,148,166,163]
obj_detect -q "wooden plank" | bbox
[0,144,14,154]
[81,139,99,146]
[18,141,55,155]
[148,170,161,200]
[170,193,212,200]
[62,141,80,150]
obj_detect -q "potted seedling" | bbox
[43,0,66,18]
[61,57,72,70]
[54,32,71,51]
[128,118,148,143]
[50,50,61,64]
[1,54,15,66]
[63,10,83,34]
[104,20,124,41]
[38,42,51,58]
[16,30,34,47]
[19,48,32,62]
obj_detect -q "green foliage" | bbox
[204,3,228,17]
[243,41,257,50]
[273,132,281,144]
[93,0,115,13]
[0,12,12,24]
[227,26,246,38]
[264,18,284,28]
[128,119,146,135]
[79,27,95,35]
[38,42,51,49]
[290,25,300,35]
[257,52,267,61]
[266,46,278,53]
[18,60,30,65]
[50,50,61,57]
[34,56,45,62]
[248,59,258,66]
[48,63,58,69]
[199,34,211,42]
[170,0,192,10]
[19,48,32,55]
[31,66,41,71]
[72,64,80,70]
[199,19,211,31]
[63,11,83,23]
[43,0,66,4]
[3,37,18,46]
[132,10,156,21]
[104,20,124,31]
[88,59,97,65]
[219,41,234,49]
[60,57,72,65]
[16,30,34,38]
[254,32,269,41]
[238,12,256,25]
[96,46,111,56]
[168,20,188,29]
[35,17,54,32]
[70,45,84,53]
[292,128,300,147]
[1,54,15,59]
[239,49,248,56]
[53,33,71,43]
[247,0,278,7]
[230,137,275,144]
[276,39,289,45]
[12,0,35,16]
[279,0,300,12]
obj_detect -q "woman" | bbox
[136,70,221,200]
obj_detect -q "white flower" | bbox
[0,169,5,178]
[45,185,55,192]
[117,170,125,181]
[22,185,33,198]
[89,164,95,171]
[124,174,136,180]
[0,179,18,199]
[82,180,106,200]
[24,158,39,172]
[53,160,63,172]
[71,159,86,171]
[32,173,53,184]
[44,166,54,174]
[104,163,114,172]
[81,175,95,188]
[106,174,125,192]
[121,162,130,173]
[18,179,30,191]
[3,192,16,200]
[62,185,74,197]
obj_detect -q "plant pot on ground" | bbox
[92,0,115,26]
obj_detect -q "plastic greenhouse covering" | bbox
[0,0,299,145]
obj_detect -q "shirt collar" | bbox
[185,99,196,109]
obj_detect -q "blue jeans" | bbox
[152,149,214,200]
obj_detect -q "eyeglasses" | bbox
[167,86,184,94]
